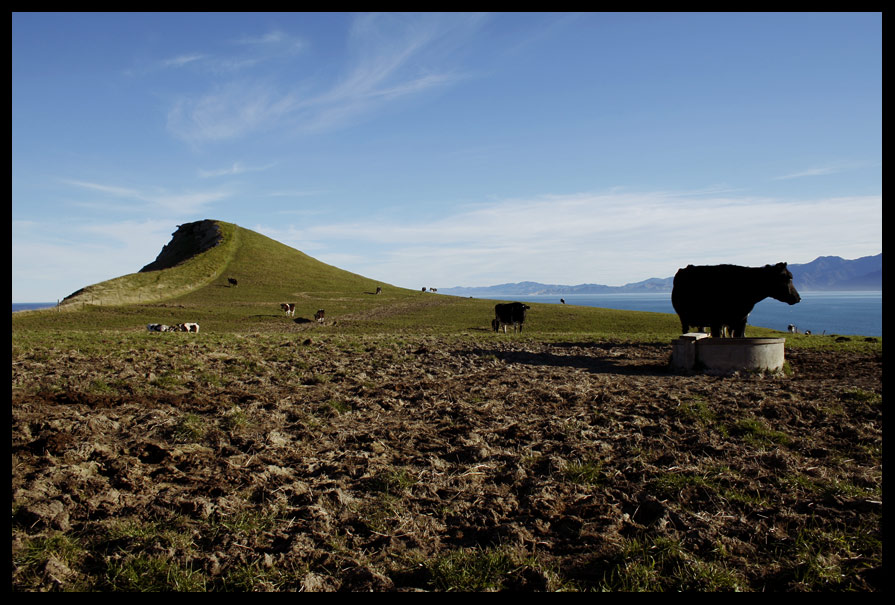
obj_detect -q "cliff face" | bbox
[139,220,222,273]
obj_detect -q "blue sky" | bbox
[12,12,881,302]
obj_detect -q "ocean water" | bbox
[12,302,58,312]
[14,291,882,337]
[480,291,882,337]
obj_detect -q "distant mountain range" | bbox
[440,254,882,296]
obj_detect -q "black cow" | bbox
[671,262,801,338]
[228,277,238,287]
[492,302,531,334]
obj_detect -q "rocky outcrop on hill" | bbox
[139,220,222,273]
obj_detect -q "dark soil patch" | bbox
[11,338,882,591]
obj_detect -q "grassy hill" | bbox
[56,220,390,309]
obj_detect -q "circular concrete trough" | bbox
[672,335,786,374]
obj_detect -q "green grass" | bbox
[597,536,746,591]
[425,547,538,591]
[104,556,207,592]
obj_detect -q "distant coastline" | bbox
[441,254,882,297]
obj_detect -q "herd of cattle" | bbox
[280,303,325,324]
[147,323,199,333]
[146,263,801,338]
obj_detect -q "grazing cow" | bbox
[280,303,295,317]
[492,302,531,334]
[182,322,200,333]
[147,323,165,332]
[671,262,801,338]
[315,309,325,324]
[228,278,238,287]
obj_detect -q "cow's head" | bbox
[767,263,801,305]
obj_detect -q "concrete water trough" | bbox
[671,333,786,374]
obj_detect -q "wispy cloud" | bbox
[61,179,141,198]
[256,190,882,288]
[198,160,276,178]
[234,29,302,49]
[61,179,232,215]
[774,164,846,180]
[165,14,486,145]
[162,53,208,68]
[166,79,302,144]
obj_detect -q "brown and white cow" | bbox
[315,309,325,324]
[280,303,295,317]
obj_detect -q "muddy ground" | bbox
[11,337,883,591]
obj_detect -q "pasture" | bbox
[12,295,882,591]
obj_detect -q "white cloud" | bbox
[61,179,232,215]
[13,188,881,301]
[165,14,485,145]
[167,79,303,144]
[255,190,882,288]
[198,161,276,178]
[61,179,141,198]
[162,53,207,68]
[12,219,177,302]
[773,162,867,180]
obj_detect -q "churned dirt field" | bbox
[11,335,883,591]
